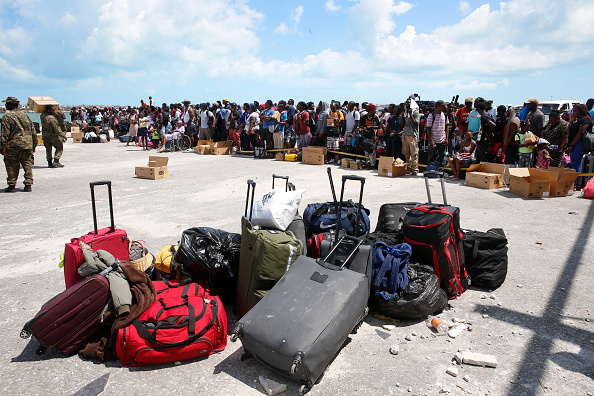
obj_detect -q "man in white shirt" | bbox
[198,103,214,140]
[344,101,360,146]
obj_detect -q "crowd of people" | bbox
[3,94,593,193]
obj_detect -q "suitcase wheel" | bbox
[240,351,252,362]
[299,385,310,395]
[35,346,47,356]
[231,324,242,342]
[20,329,31,339]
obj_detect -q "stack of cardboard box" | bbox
[378,157,408,177]
[135,156,169,180]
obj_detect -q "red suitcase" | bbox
[64,181,129,288]
[116,280,227,366]
[21,262,119,355]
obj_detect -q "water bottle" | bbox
[426,315,448,333]
[549,145,558,151]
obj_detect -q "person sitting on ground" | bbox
[535,138,552,169]
[448,131,476,180]
[515,120,534,167]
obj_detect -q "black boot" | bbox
[53,159,64,168]
[24,185,32,192]
[48,160,55,168]
[4,185,16,193]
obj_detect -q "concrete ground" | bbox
[1,139,593,396]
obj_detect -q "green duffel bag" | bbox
[235,216,302,318]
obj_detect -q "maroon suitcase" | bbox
[63,181,129,289]
[21,262,119,356]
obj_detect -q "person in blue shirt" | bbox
[260,100,277,149]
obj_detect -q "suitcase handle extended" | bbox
[318,235,362,269]
[245,180,256,220]
[89,180,115,234]
[272,174,289,191]
[422,171,448,206]
[336,175,366,238]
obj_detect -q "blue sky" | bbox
[1,0,593,107]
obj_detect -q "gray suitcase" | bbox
[232,234,370,394]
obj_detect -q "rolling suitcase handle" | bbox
[327,167,338,206]
[422,171,448,206]
[272,174,289,191]
[89,180,116,235]
[319,235,363,269]
[245,180,256,220]
[336,175,366,238]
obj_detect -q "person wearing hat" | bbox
[535,138,552,169]
[40,104,66,168]
[526,98,544,138]
[1,97,36,192]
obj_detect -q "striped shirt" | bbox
[426,112,447,144]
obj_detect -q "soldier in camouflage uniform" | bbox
[1,96,36,192]
[40,104,65,168]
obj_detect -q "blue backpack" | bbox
[371,242,411,294]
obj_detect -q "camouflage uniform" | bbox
[1,109,36,187]
[55,109,67,134]
[41,111,65,162]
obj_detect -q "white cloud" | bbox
[59,11,76,25]
[275,22,289,35]
[325,0,341,12]
[347,0,413,56]
[276,5,304,35]
[459,1,470,14]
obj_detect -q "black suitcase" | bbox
[316,172,373,275]
[231,234,370,394]
[375,202,422,233]
[402,171,468,299]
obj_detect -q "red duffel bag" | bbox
[116,280,227,366]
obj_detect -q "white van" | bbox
[538,100,583,116]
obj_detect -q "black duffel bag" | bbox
[462,228,508,290]
[175,227,241,279]
[369,263,448,319]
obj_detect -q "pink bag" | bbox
[583,178,594,199]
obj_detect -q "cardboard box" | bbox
[27,96,59,113]
[350,160,363,170]
[465,171,504,189]
[378,156,408,177]
[539,167,580,197]
[341,159,351,168]
[275,152,285,161]
[302,147,326,165]
[195,145,211,155]
[212,140,233,155]
[71,132,84,143]
[507,168,551,198]
[196,140,213,147]
[524,132,538,149]
[135,156,169,180]
[465,162,507,189]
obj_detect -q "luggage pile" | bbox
[19,171,510,394]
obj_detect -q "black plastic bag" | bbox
[369,263,447,320]
[175,227,241,279]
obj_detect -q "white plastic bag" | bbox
[250,189,306,231]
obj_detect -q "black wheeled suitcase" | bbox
[402,171,468,299]
[232,233,371,394]
[316,171,373,272]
